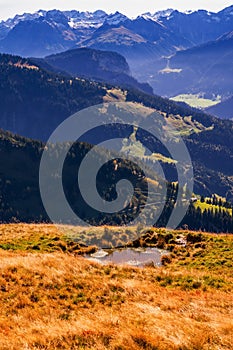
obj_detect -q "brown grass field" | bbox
[0,224,232,349]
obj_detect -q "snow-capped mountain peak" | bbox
[151,9,174,20]
[138,13,167,26]
[1,6,233,60]
[64,10,108,29]
[105,11,128,25]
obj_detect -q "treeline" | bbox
[201,195,232,209]
[157,184,233,233]
[182,204,233,233]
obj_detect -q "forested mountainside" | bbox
[0,53,106,140]
[0,128,232,232]
[0,52,233,202]
[33,47,153,95]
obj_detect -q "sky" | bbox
[0,1,233,20]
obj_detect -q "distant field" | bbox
[0,224,232,349]
[159,67,182,74]
[170,93,221,109]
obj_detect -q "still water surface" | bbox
[85,247,166,267]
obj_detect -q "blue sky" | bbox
[0,1,232,20]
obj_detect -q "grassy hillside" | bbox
[0,224,232,349]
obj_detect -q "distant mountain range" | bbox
[0,6,232,100]
[157,7,233,45]
[0,6,233,58]
[76,16,191,64]
[1,7,233,58]
[0,9,109,54]
[0,9,190,60]
[0,7,231,59]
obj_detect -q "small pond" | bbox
[85,247,167,267]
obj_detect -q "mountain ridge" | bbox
[39,47,153,94]
[1,6,233,60]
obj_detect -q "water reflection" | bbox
[85,247,166,267]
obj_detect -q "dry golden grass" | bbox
[0,224,232,349]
